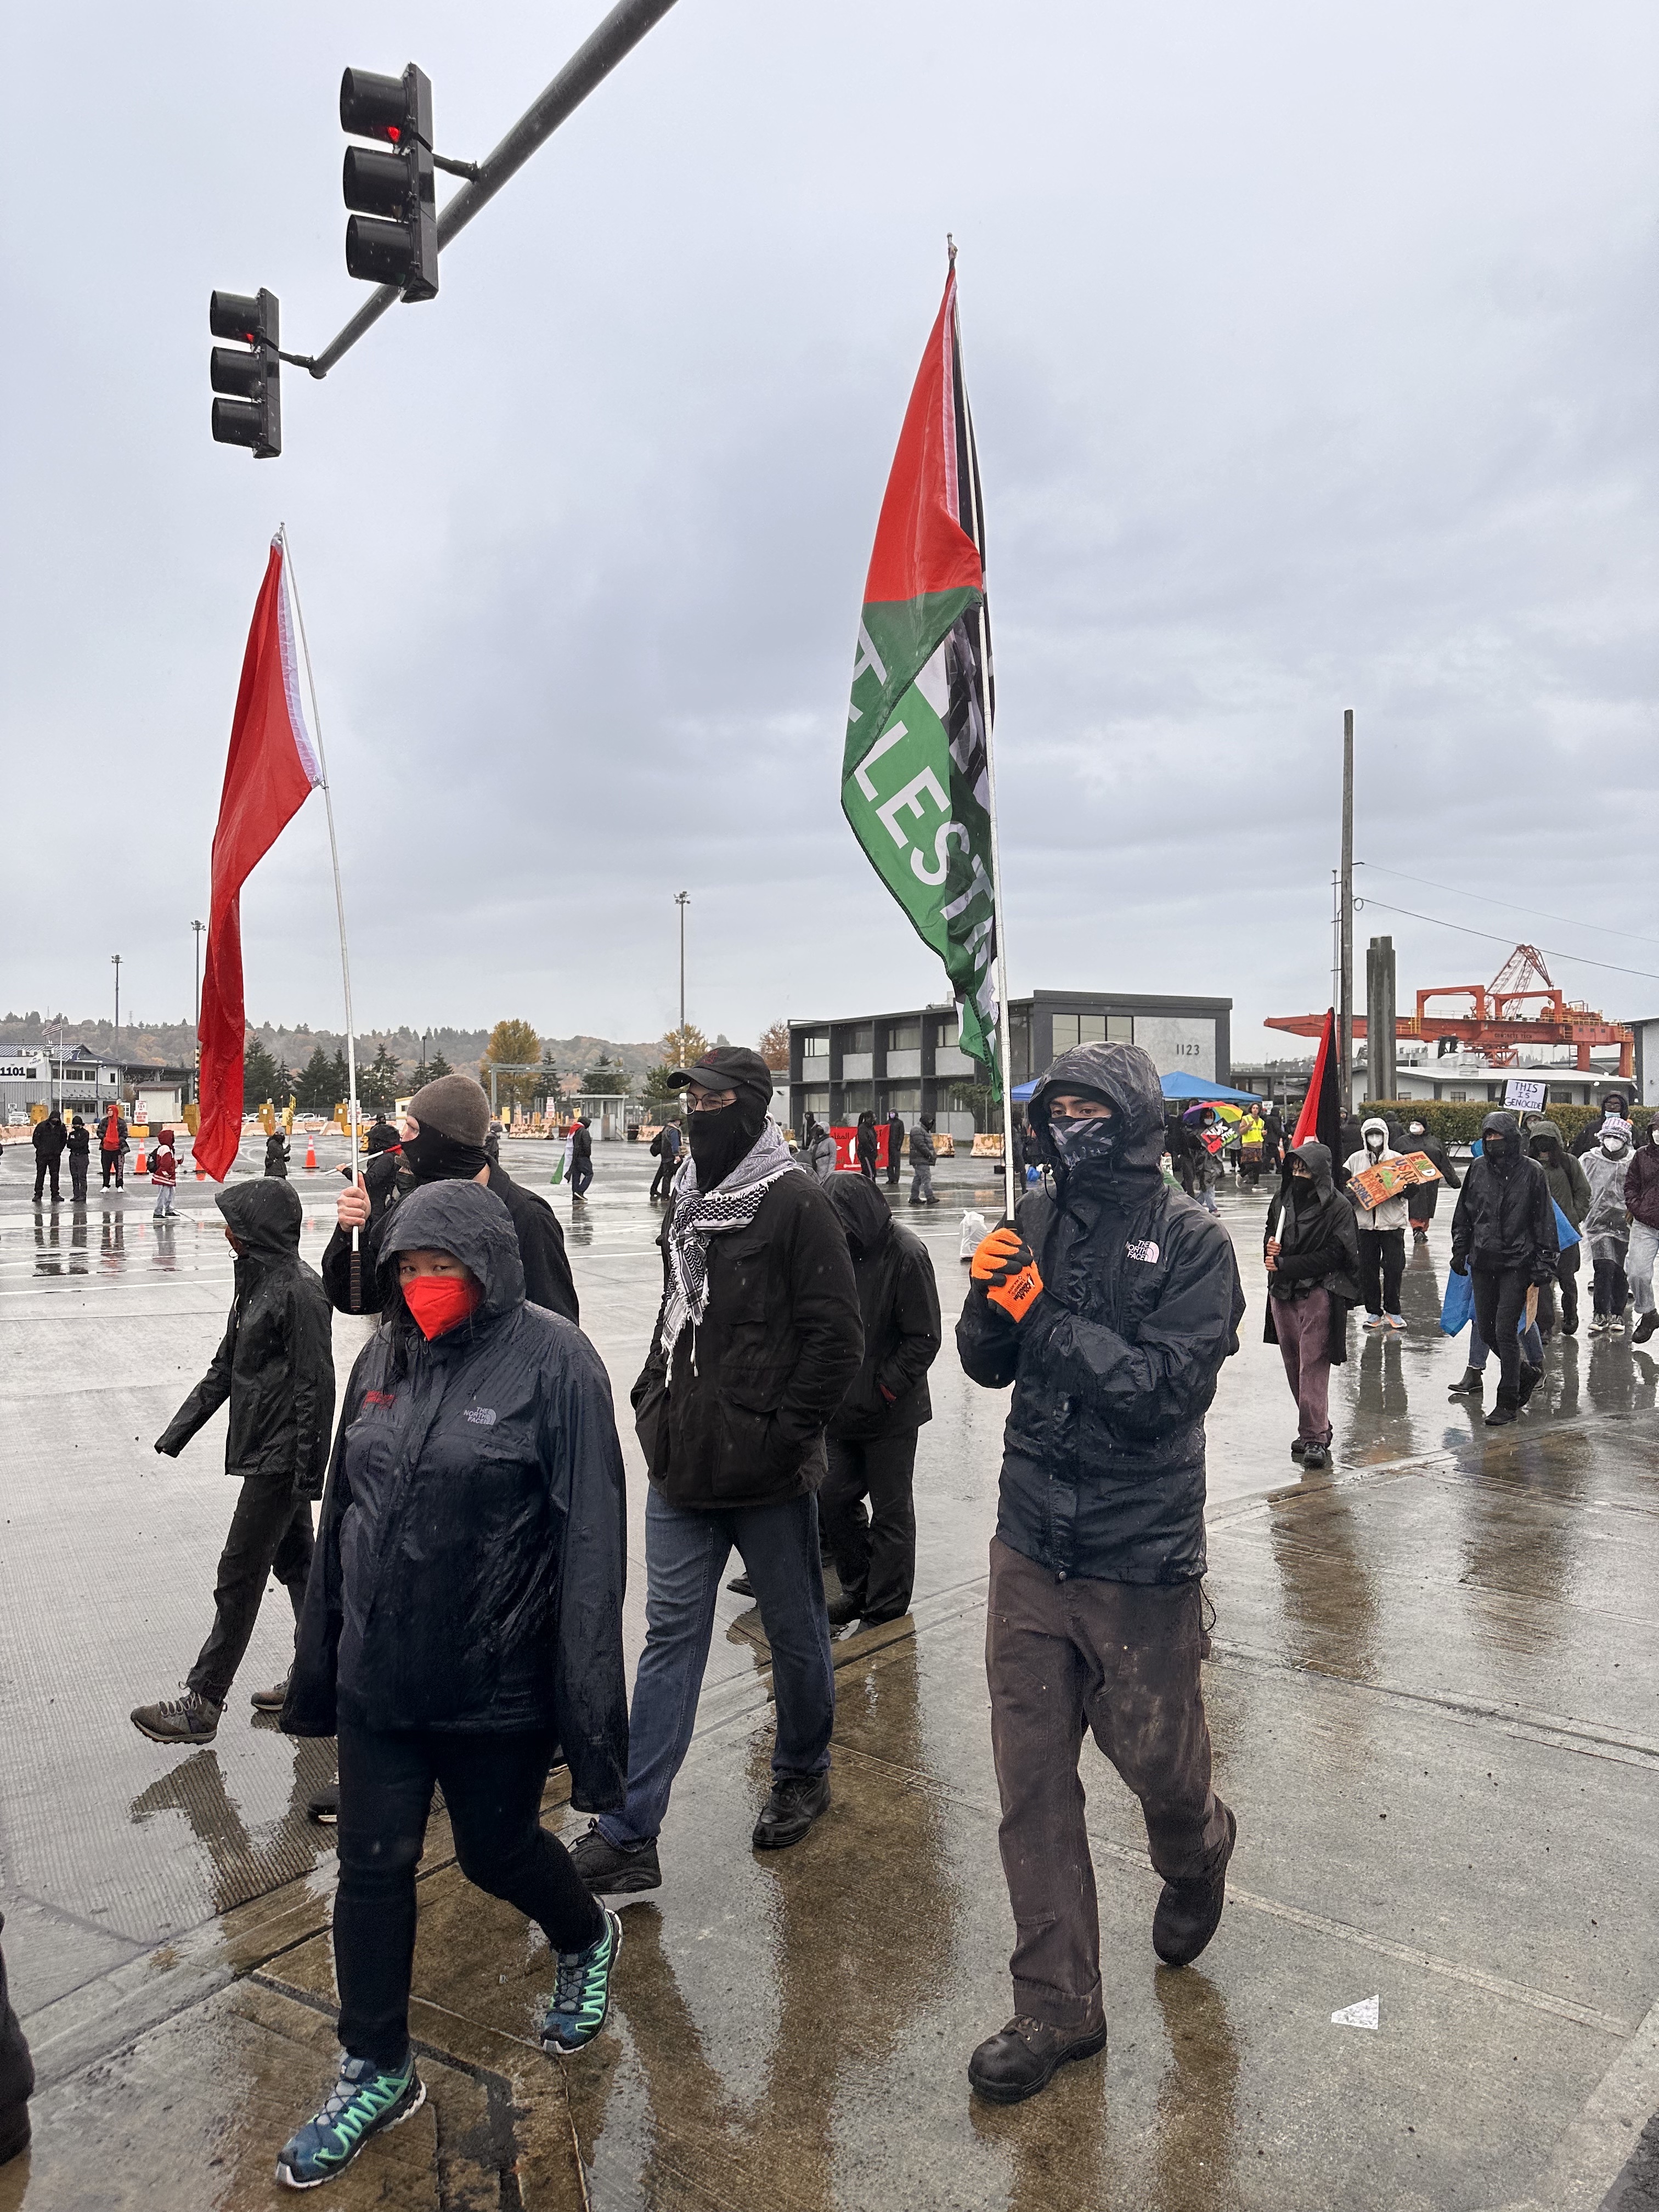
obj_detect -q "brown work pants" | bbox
[986,1537,1232,2029]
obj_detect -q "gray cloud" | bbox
[4,2,1657,1061]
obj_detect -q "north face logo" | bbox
[1125,1240,1160,1264]
[462,1406,498,1426]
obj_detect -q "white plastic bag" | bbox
[958,1208,988,1263]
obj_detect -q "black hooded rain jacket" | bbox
[1262,1141,1360,1366]
[1451,1112,1560,1281]
[285,1181,628,1812]
[825,1173,941,1440]
[156,1180,336,1496]
[957,1041,1245,1585]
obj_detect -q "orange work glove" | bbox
[972,1227,1045,1322]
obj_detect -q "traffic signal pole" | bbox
[301,0,678,381]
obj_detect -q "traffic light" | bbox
[340,65,438,301]
[209,290,281,459]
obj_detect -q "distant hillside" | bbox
[0,1013,663,1090]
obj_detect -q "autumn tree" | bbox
[659,1023,709,1071]
[758,1019,790,1070]
[479,1018,542,1114]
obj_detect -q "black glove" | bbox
[1450,1258,1468,1277]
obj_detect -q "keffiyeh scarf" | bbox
[660,1119,798,1359]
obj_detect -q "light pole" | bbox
[192,921,205,1104]
[111,954,122,1092]
[675,891,690,1060]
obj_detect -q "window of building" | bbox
[1009,1007,1031,1084]
[940,1078,1000,1132]
[1448,1088,1467,1101]
[884,1020,921,1053]
[798,1088,830,1120]
[839,1081,873,1115]
[1549,1087,1575,1103]
[930,1015,956,1050]
[844,1025,874,1054]
[798,1032,828,1060]
[1052,1012,1131,1051]
[883,1085,921,1114]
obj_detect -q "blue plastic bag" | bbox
[1440,1268,1474,1337]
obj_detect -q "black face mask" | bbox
[1047,1116,1120,1176]
[1484,1133,1517,1170]
[401,1125,490,1183]
[688,1098,765,1188]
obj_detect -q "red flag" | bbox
[195,537,323,1181]
[1291,1007,1345,1169]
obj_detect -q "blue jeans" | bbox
[599,1486,835,1847]
[1468,1315,1543,1370]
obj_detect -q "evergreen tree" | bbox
[331,1049,350,1107]
[580,1054,631,1096]
[243,1038,284,1105]
[293,1046,334,1111]
[426,1048,452,1080]
[360,1042,400,1110]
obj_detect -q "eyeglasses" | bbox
[689,1090,737,1113]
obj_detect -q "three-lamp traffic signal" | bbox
[209,290,281,459]
[340,64,438,301]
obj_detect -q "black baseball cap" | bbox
[668,1047,774,1105]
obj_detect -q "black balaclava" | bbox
[1483,1124,1520,1172]
[401,1125,490,1182]
[688,1093,768,1188]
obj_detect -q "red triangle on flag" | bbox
[862,270,985,608]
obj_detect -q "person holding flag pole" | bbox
[842,253,1246,2104]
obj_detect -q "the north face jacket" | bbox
[285,1181,629,1810]
[957,1041,1245,1585]
[156,1180,336,1495]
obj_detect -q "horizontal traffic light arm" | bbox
[298,0,676,379]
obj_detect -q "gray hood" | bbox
[379,1178,525,1318]
[1026,1040,1167,1174]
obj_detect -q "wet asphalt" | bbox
[1,1133,1656,2210]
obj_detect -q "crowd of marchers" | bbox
[4,1045,1656,2183]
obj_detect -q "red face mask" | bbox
[402,1273,481,1340]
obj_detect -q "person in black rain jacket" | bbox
[273,1178,629,2189]
[820,1172,941,1628]
[956,1040,1245,2107]
[31,1108,67,1203]
[131,1179,336,1746]
[1451,1109,1559,1425]
[324,1074,577,1324]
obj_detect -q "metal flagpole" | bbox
[950,250,1017,1223]
[278,524,365,1308]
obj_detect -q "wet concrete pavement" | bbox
[2,1137,1657,2208]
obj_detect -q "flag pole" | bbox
[278,524,365,1308]
[950,246,1017,1223]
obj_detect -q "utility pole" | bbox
[1339,709,1355,1120]
[192,921,205,1104]
[111,953,122,1092]
[1366,934,1397,1106]
[675,891,690,1059]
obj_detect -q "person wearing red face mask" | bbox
[275,1178,629,2191]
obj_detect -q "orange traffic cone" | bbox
[305,1136,317,1171]
[134,1144,148,1175]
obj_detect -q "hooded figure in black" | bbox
[31,1107,66,1201]
[956,1041,1244,2107]
[322,1073,577,1325]
[66,1113,91,1201]
[819,1172,942,1628]
[275,1180,628,2172]
[1451,1110,1559,1422]
[264,1128,291,1178]
[1262,1141,1359,1468]
[131,1179,336,1747]
[1403,1117,1460,1240]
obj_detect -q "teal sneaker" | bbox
[541,1909,622,2055]
[275,2051,424,2189]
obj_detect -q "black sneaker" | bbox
[1153,1805,1236,1967]
[1517,1363,1544,1409]
[567,1820,662,1894]
[131,1690,221,1745]
[1634,1313,1658,1345]
[1447,1368,1484,1397]
[752,1773,830,1850]
[1485,1393,1518,1427]
[967,2016,1108,2104]
[1301,1443,1330,1470]
[1290,1438,1308,1461]
[307,1782,340,1826]
[726,1572,754,1598]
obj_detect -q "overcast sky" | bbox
[4,3,1657,1062]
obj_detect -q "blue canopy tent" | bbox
[1010,1070,1261,1106]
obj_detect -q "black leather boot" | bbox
[968,2016,1107,2104]
[1485,1389,1519,1427]
[1447,1367,1483,1396]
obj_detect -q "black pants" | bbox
[649,1156,673,1199]
[0,1911,32,2166]
[1535,1247,1580,1335]
[1592,1239,1629,1318]
[820,1431,919,1623]
[335,1725,603,2067]
[886,1148,901,1186]
[185,1475,314,1705]
[69,1159,88,1201]
[101,1150,123,1188]
[32,1159,62,1202]
[1471,1267,1531,1400]
[570,1157,593,1198]
[1357,1227,1405,1316]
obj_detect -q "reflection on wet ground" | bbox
[4,1139,1658,2208]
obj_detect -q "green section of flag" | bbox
[842,624,1001,1077]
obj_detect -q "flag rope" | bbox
[278,524,364,1303]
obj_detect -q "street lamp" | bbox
[675,891,690,1060]
[111,954,122,1082]
[192,921,205,1104]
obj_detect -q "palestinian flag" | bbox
[841,262,1001,1071]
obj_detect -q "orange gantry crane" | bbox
[1266,944,1633,1075]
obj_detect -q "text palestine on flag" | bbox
[195,535,324,1181]
[840,263,1003,1076]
